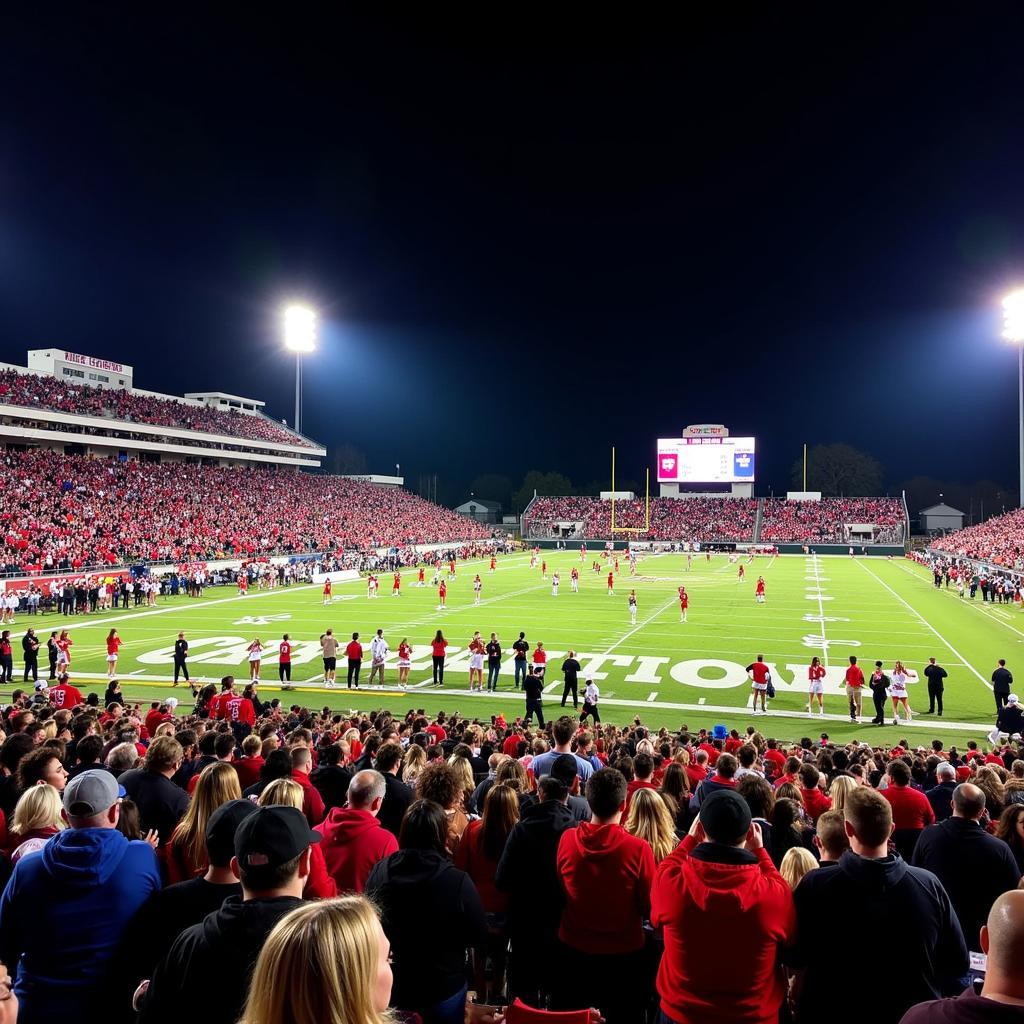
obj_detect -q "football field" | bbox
[9,552,1020,745]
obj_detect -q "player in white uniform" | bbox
[473,575,483,605]
[628,589,637,624]
[551,573,560,597]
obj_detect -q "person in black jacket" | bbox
[118,737,190,848]
[21,629,39,682]
[375,742,413,837]
[992,659,1013,713]
[995,693,1024,739]
[912,783,1022,950]
[925,763,958,823]
[560,650,582,709]
[172,632,189,686]
[790,787,967,1024]
[923,657,948,716]
[136,806,316,1024]
[46,631,58,680]
[523,666,545,727]
[365,800,486,1024]
[496,773,578,1004]
[309,742,353,814]
[868,661,889,725]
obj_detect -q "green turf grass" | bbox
[4,552,1018,746]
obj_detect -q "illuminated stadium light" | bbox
[282,304,318,353]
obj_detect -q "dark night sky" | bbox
[2,9,1024,505]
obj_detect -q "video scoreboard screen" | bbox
[657,436,756,484]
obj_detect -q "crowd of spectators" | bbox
[0,449,490,573]
[933,507,1024,569]
[759,497,906,543]
[1,687,1023,1024]
[523,496,758,542]
[0,369,315,449]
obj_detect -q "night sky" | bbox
[2,9,1024,507]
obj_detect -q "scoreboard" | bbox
[657,436,756,484]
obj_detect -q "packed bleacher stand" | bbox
[523,496,758,542]
[759,496,906,543]
[0,449,490,573]
[0,368,315,448]
[1,686,1022,1024]
[932,507,1024,569]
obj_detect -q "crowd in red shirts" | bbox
[0,369,315,448]
[523,496,758,541]
[0,449,490,573]
[0,689,1022,1024]
[759,497,906,543]
[934,507,1024,568]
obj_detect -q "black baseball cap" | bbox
[234,805,321,870]
[699,790,752,844]
[206,799,259,867]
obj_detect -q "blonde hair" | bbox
[780,847,818,890]
[170,761,241,873]
[446,755,474,803]
[402,744,427,787]
[260,778,305,811]
[624,788,679,864]
[11,783,65,837]
[240,896,394,1024]
[828,775,858,814]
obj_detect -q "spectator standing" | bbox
[119,736,189,847]
[993,660,1013,714]
[882,759,936,860]
[924,657,948,716]
[314,770,398,893]
[137,806,317,1024]
[309,742,352,814]
[652,790,795,1024]
[912,783,1021,950]
[0,770,161,1023]
[375,742,413,838]
[529,716,593,783]
[790,787,967,1024]
[554,767,655,1024]
[926,763,958,822]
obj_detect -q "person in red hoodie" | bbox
[314,769,397,892]
[290,746,325,826]
[232,734,265,791]
[652,789,796,1024]
[554,767,654,1024]
[797,763,833,823]
[623,752,657,815]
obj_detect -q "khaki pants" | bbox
[847,686,862,718]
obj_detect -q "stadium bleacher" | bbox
[0,449,490,573]
[931,507,1024,569]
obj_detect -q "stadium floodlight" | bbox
[1003,289,1024,508]
[281,304,317,434]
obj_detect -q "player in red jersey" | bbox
[678,586,688,622]
[746,655,771,715]
[49,673,84,709]
[570,566,579,593]
[417,566,426,587]
[437,579,447,610]
[755,576,766,603]
[614,557,620,574]
[489,554,497,573]
[607,571,614,595]
[541,560,547,578]
[448,559,456,577]
[807,655,826,715]
[238,574,248,596]
[322,578,332,605]
[393,571,401,596]
[279,634,293,688]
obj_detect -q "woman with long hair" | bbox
[165,761,241,884]
[397,637,412,690]
[807,655,826,716]
[454,784,519,1001]
[247,637,264,681]
[106,629,121,678]
[402,744,427,788]
[770,797,814,867]
[889,660,913,724]
[103,677,124,708]
[995,803,1024,874]
[828,775,859,815]
[366,801,486,1024]
[257,779,336,898]
[4,784,65,865]
[417,762,468,854]
[780,847,818,890]
[975,766,1007,824]
[239,895,394,1024]
[659,762,691,832]
[430,630,447,687]
[625,787,679,864]
[445,755,474,813]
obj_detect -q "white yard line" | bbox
[856,560,992,691]
[602,592,683,656]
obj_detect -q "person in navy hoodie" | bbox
[0,769,161,1024]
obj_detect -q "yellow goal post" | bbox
[609,446,650,535]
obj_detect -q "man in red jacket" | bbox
[652,790,796,1024]
[882,759,934,860]
[314,769,397,892]
[554,767,654,1024]
[290,746,325,826]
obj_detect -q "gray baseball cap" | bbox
[63,768,125,817]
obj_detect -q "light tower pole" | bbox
[282,304,317,434]
[1002,290,1024,507]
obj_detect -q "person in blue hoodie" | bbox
[0,769,161,1024]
